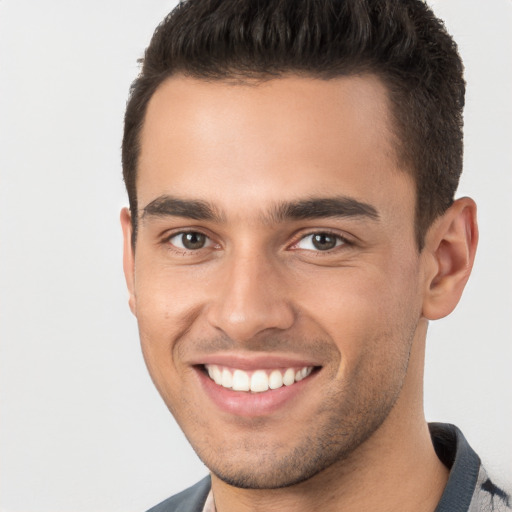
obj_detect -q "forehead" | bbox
[137,74,412,221]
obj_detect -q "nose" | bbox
[205,252,295,343]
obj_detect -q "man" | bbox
[120,1,510,511]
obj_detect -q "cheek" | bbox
[134,261,207,336]
[132,271,196,390]
[293,259,422,370]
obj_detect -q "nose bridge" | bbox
[206,247,294,341]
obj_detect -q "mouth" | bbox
[203,364,315,393]
[192,355,322,417]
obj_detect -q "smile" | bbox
[204,364,314,393]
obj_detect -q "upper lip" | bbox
[189,352,322,370]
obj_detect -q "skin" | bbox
[121,74,478,512]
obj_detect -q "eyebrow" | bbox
[141,195,225,222]
[140,194,379,224]
[268,196,379,223]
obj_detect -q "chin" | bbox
[194,409,387,490]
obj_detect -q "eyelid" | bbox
[289,230,352,251]
[159,227,353,253]
[163,229,217,251]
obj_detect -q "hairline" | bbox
[130,70,429,251]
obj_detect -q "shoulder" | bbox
[146,476,212,512]
[469,465,511,512]
[429,423,511,512]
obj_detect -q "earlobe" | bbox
[422,197,478,320]
[120,207,137,316]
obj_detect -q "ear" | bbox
[120,207,137,316]
[422,197,478,320]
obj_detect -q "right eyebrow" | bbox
[140,195,224,223]
[267,196,380,223]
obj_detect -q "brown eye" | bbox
[169,232,211,250]
[295,232,345,251]
[312,233,337,250]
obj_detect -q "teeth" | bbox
[211,365,222,385]
[250,370,269,393]
[268,369,283,389]
[283,368,295,386]
[205,365,314,393]
[232,369,250,391]
[221,368,233,388]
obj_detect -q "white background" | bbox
[0,1,510,511]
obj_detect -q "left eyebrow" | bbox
[266,196,380,223]
[140,195,224,222]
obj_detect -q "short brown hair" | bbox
[122,0,465,249]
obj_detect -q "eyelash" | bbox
[162,229,352,255]
[162,230,217,254]
[290,230,352,253]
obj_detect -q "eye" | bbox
[167,231,213,250]
[295,232,346,251]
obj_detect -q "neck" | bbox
[210,320,449,512]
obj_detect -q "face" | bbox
[122,75,429,488]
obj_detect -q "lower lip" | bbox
[195,367,317,417]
